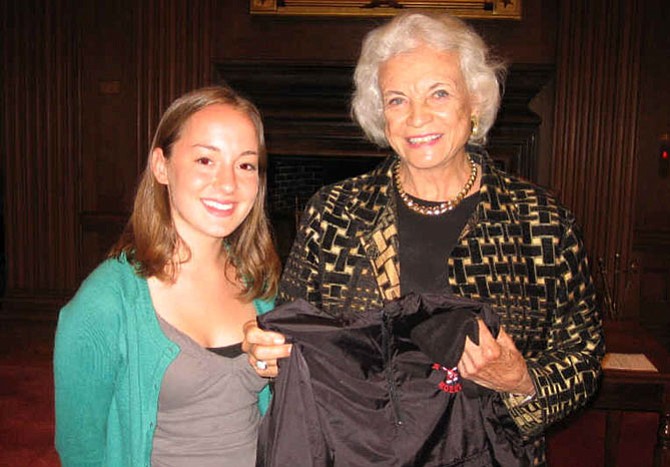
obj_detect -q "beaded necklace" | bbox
[393,154,478,216]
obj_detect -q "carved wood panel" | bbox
[0,0,213,317]
[79,0,214,278]
[551,0,643,320]
[250,0,523,19]
[1,0,80,315]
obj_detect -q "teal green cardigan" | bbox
[53,256,274,467]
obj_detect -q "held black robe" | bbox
[256,294,537,467]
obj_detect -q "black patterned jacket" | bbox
[278,151,604,442]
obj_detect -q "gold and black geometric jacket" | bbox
[278,151,604,444]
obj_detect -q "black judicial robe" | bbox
[257,294,537,467]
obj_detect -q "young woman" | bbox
[54,86,281,467]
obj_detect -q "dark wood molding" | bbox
[1,292,68,320]
[634,228,670,254]
[1,0,215,317]
[135,0,214,174]
[552,0,643,319]
[249,0,523,19]
[79,212,128,233]
[215,61,380,158]
[489,63,554,181]
[1,0,81,314]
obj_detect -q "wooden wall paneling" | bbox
[552,0,642,320]
[214,62,381,158]
[78,0,140,279]
[633,230,670,302]
[633,229,670,348]
[136,0,213,161]
[633,0,670,348]
[78,0,214,278]
[2,0,215,316]
[1,0,80,317]
[214,1,556,65]
[636,0,670,231]
[488,64,554,181]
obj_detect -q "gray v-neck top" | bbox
[151,315,266,467]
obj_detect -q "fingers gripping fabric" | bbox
[256,294,536,467]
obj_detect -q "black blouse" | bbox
[396,188,479,296]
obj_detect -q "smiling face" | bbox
[151,103,260,248]
[380,44,475,172]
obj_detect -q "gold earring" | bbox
[471,115,479,136]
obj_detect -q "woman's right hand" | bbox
[242,319,292,378]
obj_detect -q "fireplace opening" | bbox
[267,154,384,262]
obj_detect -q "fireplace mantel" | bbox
[215,61,553,180]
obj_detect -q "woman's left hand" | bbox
[457,320,535,396]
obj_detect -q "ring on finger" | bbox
[256,360,268,371]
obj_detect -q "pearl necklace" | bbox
[394,154,478,216]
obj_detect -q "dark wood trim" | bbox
[552,0,643,319]
[79,212,128,234]
[1,0,81,310]
[1,0,215,316]
[634,228,670,253]
[1,292,69,320]
[249,0,523,19]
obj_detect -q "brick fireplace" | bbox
[268,153,381,258]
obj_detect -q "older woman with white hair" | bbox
[245,11,603,466]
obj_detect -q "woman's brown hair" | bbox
[109,86,280,300]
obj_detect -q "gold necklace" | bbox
[394,154,478,216]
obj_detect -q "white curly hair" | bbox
[351,12,506,147]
